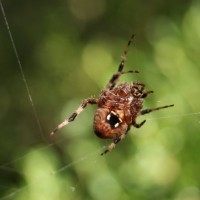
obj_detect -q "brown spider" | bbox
[50,34,174,155]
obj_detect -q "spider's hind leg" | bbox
[101,130,129,155]
[50,98,97,135]
[101,137,123,156]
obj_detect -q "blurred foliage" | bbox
[0,0,200,199]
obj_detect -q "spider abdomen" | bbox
[93,108,128,139]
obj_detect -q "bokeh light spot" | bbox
[88,172,121,200]
[82,41,113,86]
[69,0,106,22]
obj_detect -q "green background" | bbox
[0,0,200,199]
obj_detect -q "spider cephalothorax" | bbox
[50,34,174,155]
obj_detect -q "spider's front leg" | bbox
[106,34,137,90]
[50,98,97,135]
[106,70,139,90]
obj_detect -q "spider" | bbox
[50,34,174,155]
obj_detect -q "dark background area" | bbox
[0,0,200,199]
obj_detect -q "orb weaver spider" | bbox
[50,34,174,155]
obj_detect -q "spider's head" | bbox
[93,108,128,139]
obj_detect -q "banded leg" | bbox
[50,98,97,135]
[106,34,136,90]
[101,132,127,155]
[133,120,146,128]
[133,82,146,91]
[140,104,174,116]
[118,33,135,72]
[106,70,139,90]
[141,90,154,98]
[132,82,153,98]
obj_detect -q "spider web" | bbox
[0,2,108,199]
[0,0,200,199]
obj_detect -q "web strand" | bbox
[0,0,47,143]
[0,146,104,200]
[146,111,200,121]
[51,146,105,175]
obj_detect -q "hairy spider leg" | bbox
[133,81,145,90]
[141,90,154,98]
[132,104,174,129]
[132,82,154,98]
[118,33,135,72]
[50,98,97,135]
[140,104,174,116]
[133,120,147,128]
[106,34,137,90]
[106,70,139,90]
[101,130,128,155]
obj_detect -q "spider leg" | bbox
[106,70,139,90]
[106,34,136,90]
[133,120,146,128]
[133,82,145,91]
[132,105,173,130]
[101,129,129,155]
[50,98,97,135]
[141,90,154,98]
[118,33,135,72]
[101,137,123,156]
[132,82,153,95]
[140,104,174,116]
